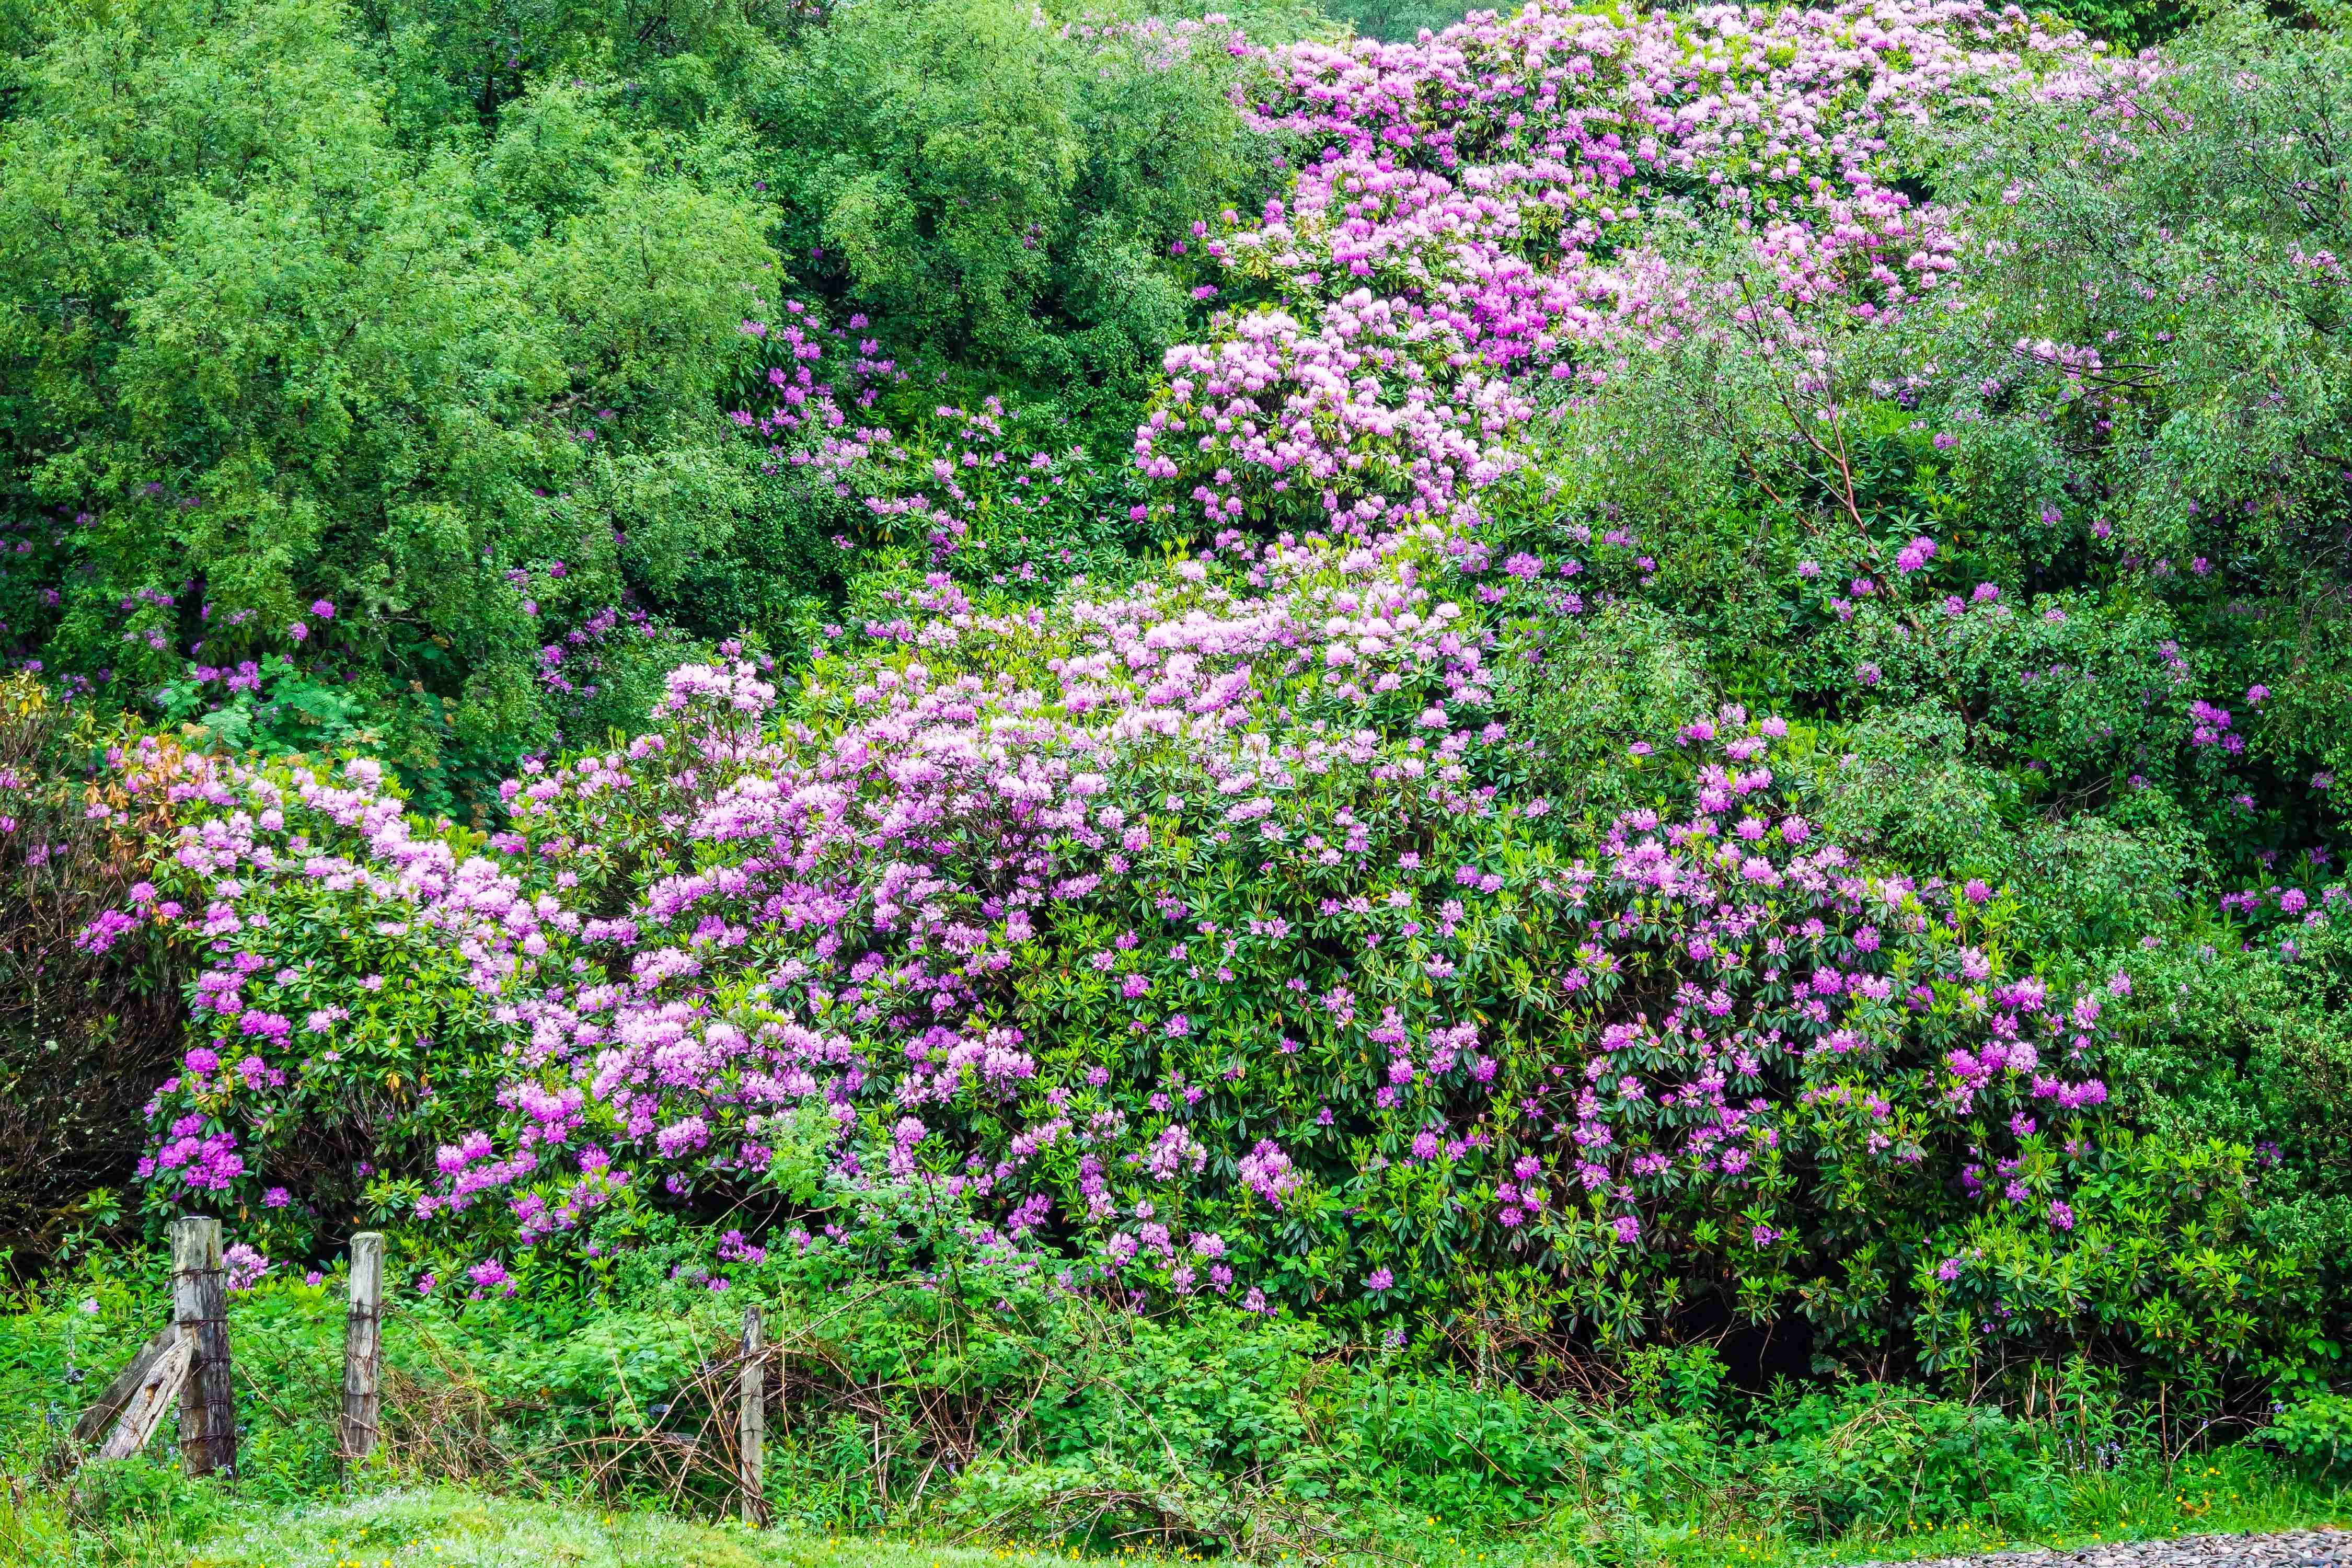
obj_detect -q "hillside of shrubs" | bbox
[3,0,2351,1559]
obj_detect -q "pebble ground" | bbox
[1852,1528,2352,1567]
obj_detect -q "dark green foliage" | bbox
[1488,602,1713,823]
[760,0,1256,396]
[0,0,775,795]
[2040,0,2196,49]
[1311,0,1467,41]
[2104,927,2352,1350]
[0,0,1300,806]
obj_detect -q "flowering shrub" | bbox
[90,515,2272,1365]
[2272,1390,2352,1477]
[732,1,2139,575]
[0,0,1308,805]
[22,0,2350,1403]
[90,737,543,1214]
[222,1240,272,1293]
[1128,0,2136,539]
[1910,1129,2316,1386]
[0,675,188,1261]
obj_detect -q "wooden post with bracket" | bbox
[169,1216,235,1477]
[340,1232,384,1466]
[739,1304,766,1527]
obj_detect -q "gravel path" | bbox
[1853,1529,2352,1567]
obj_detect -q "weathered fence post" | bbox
[169,1216,234,1478]
[70,1327,175,1447]
[340,1232,384,1467]
[77,1328,191,1462]
[739,1304,766,1527]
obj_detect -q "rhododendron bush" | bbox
[31,6,2352,1550]
[89,523,2207,1358]
[1125,0,2137,538]
[744,0,2134,557]
[36,0,2342,1385]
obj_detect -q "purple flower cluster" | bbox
[1124,0,2135,539]
[84,509,2154,1329]
[63,2,2215,1328]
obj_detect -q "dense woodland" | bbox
[1,0,2350,1559]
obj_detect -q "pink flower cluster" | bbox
[71,2,2196,1318]
[1129,0,2133,537]
[88,511,2147,1322]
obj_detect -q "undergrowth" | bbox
[0,1242,2342,1566]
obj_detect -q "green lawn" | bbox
[0,1470,2341,1568]
[0,1485,1148,1568]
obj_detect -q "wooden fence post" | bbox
[340,1232,384,1467]
[739,1304,766,1527]
[169,1216,234,1478]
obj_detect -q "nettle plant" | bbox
[93,525,2151,1352]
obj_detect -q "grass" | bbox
[0,1484,1158,1568]
[1657,1444,2352,1567]
[0,1456,2338,1568]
